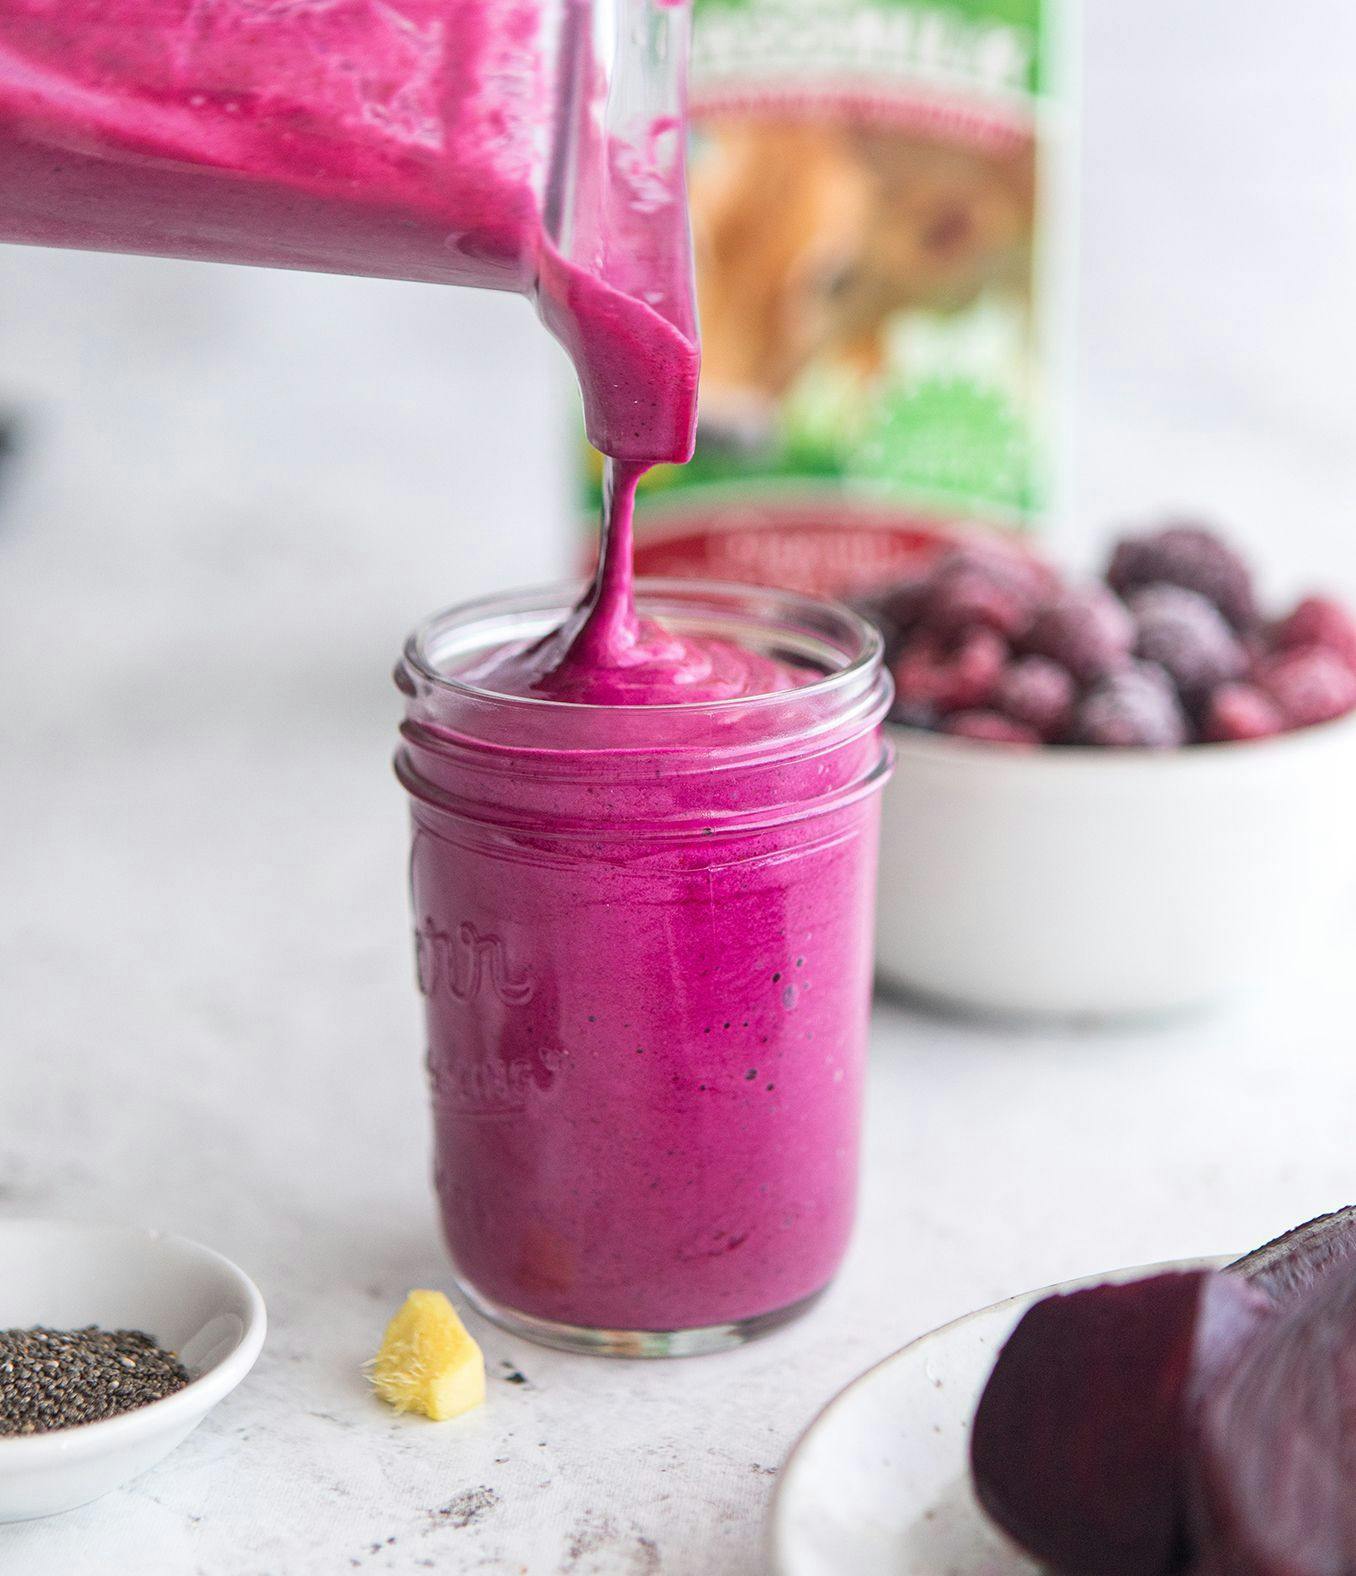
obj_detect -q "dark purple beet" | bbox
[1227,1205,1356,1305]
[1193,1261,1356,1575]
[970,1271,1272,1576]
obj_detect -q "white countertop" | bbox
[4,4,1356,1572]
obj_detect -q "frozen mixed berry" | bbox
[919,541,1048,640]
[993,655,1077,741]
[1129,583,1247,701]
[891,627,1006,714]
[1107,523,1257,630]
[1203,683,1285,743]
[944,536,1052,597]
[942,710,1041,746]
[1271,595,1356,673]
[1023,586,1135,684]
[1255,647,1356,729]
[922,560,1038,641]
[864,571,933,653]
[1073,662,1189,748]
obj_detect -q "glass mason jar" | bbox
[394,580,892,1356]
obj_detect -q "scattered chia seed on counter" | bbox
[0,1327,190,1435]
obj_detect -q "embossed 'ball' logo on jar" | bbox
[415,919,536,1006]
[420,919,561,1116]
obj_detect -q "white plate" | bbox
[769,1260,1212,1576]
[0,1219,267,1521]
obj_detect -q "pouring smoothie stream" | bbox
[0,0,698,461]
[1,0,894,1351]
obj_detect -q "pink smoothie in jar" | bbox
[396,574,891,1353]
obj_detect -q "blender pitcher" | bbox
[0,0,698,461]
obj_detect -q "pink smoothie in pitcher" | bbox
[0,0,699,460]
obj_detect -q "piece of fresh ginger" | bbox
[370,1289,485,1421]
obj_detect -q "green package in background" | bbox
[583,0,1076,599]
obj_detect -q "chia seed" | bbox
[0,1326,190,1435]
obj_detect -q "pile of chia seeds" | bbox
[0,1326,190,1435]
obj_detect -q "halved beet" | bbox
[971,1271,1272,1576]
[1227,1205,1356,1304]
[1193,1261,1356,1575]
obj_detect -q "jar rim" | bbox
[399,577,885,717]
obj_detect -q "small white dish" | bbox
[0,1219,266,1521]
[875,714,1356,1017]
[768,1259,1211,1576]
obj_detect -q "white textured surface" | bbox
[4,4,1356,1572]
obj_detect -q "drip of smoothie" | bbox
[461,459,809,704]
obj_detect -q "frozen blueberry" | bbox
[1074,662,1189,748]
[1203,683,1285,743]
[891,627,1007,715]
[1271,596,1356,673]
[993,655,1077,741]
[1129,583,1247,701]
[942,710,1041,746]
[1024,586,1135,684]
[1256,647,1356,729]
[1107,523,1257,630]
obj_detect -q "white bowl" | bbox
[0,1220,266,1521]
[874,714,1356,1017]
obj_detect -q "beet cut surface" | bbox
[970,1271,1272,1576]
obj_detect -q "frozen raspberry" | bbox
[1024,587,1135,684]
[942,710,1041,746]
[891,627,1007,715]
[1107,523,1257,630]
[993,656,1077,741]
[1256,647,1356,729]
[1271,595,1356,672]
[1073,662,1189,748]
[1129,584,1246,700]
[1203,683,1285,743]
